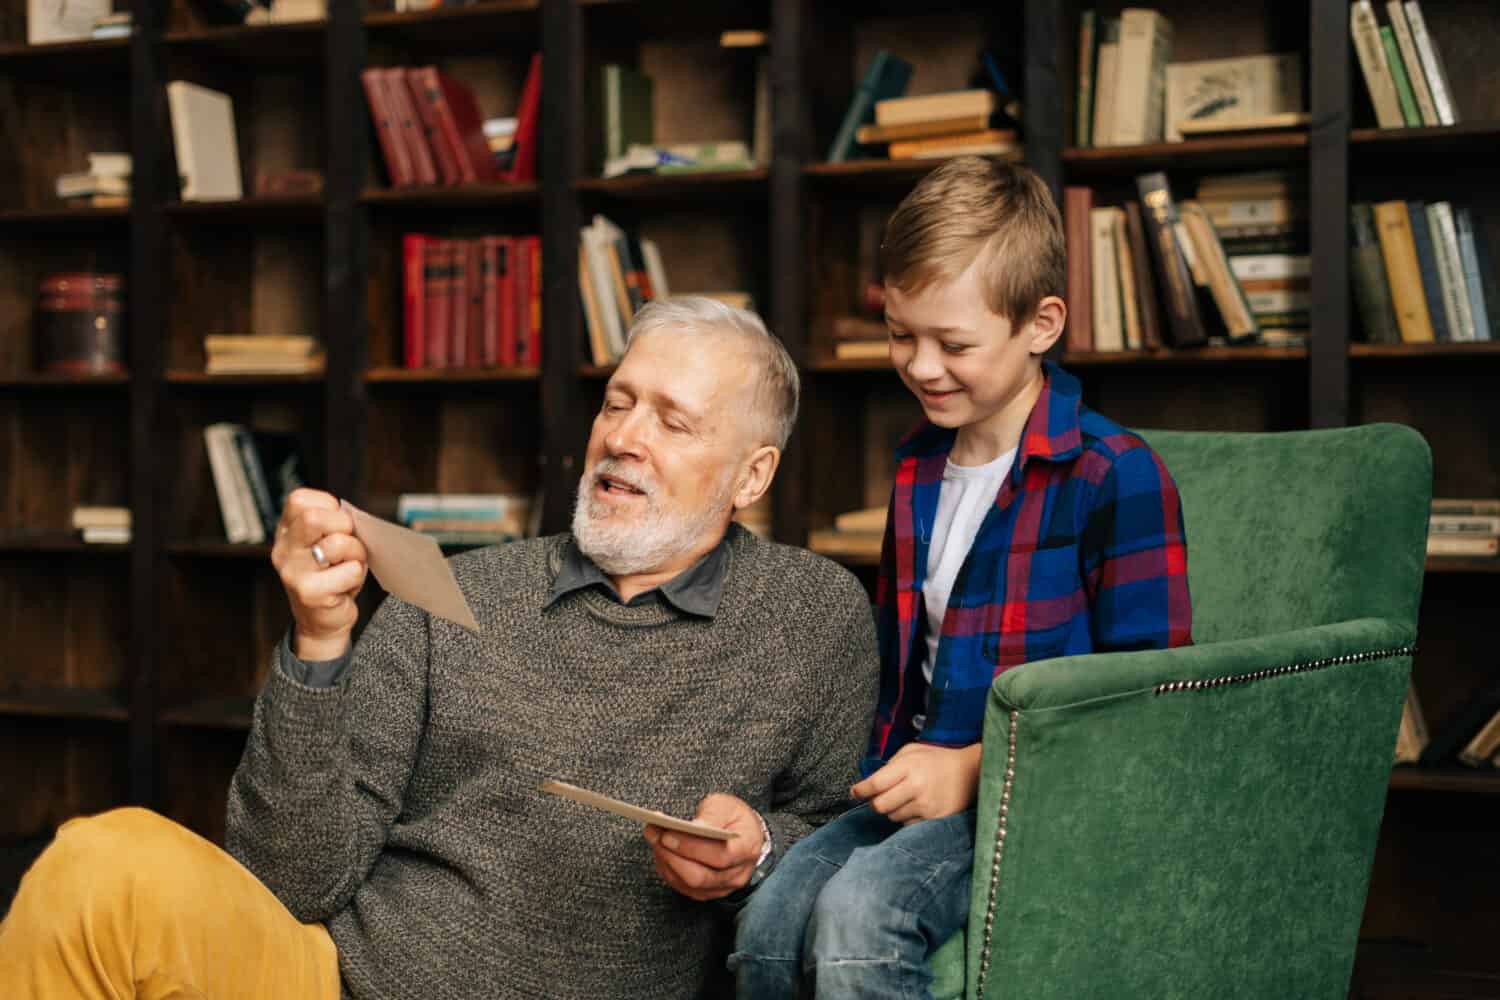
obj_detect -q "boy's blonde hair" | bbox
[881,157,1065,327]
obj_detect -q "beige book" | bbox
[874,90,996,128]
[833,340,890,361]
[205,355,326,374]
[856,114,991,145]
[1426,535,1499,557]
[1386,2,1439,125]
[168,80,243,201]
[1176,111,1309,137]
[887,129,1017,159]
[1350,1,1404,129]
[1113,210,1142,350]
[204,334,319,355]
[1372,201,1435,343]
[1166,53,1302,142]
[71,506,131,530]
[1458,710,1500,768]
[1111,8,1173,145]
[1395,683,1429,764]
[808,529,883,559]
[1180,202,1257,340]
[1092,39,1120,146]
[904,142,1021,162]
[833,507,887,534]
[1090,207,1124,351]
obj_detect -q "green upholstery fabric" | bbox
[925,424,1430,999]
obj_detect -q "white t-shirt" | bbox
[914,448,1017,730]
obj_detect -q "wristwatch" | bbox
[746,811,774,889]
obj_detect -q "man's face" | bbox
[573,329,755,575]
[885,259,1039,431]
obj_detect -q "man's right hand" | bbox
[272,488,368,662]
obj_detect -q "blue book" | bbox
[826,50,912,163]
[1405,201,1450,341]
[1455,206,1495,342]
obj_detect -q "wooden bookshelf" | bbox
[366,366,540,383]
[1390,767,1500,796]
[1061,131,1309,175]
[0,688,130,722]
[0,535,129,554]
[165,195,324,221]
[0,205,129,228]
[575,168,768,200]
[360,183,541,208]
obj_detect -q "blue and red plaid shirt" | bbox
[863,361,1193,774]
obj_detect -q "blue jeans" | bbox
[729,802,976,999]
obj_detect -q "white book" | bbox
[1246,289,1311,314]
[204,425,252,543]
[27,0,110,43]
[1092,34,1120,147]
[1090,207,1124,351]
[167,81,243,201]
[1230,254,1311,281]
[1350,1,1405,129]
[1403,1,1458,125]
[580,223,627,360]
[1454,207,1492,342]
[1427,202,1475,341]
[86,152,132,178]
[1386,2,1439,126]
[639,237,670,301]
[1111,8,1173,145]
[82,526,131,544]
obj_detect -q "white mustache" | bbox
[592,461,654,496]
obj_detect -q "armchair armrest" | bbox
[965,618,1416,1000]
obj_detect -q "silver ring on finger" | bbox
[311,543,329,569]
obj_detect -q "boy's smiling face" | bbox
[884,257,1064,440]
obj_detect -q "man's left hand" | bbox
[645,793,765,902]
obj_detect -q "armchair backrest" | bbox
[1140,424,1431,642]
[963,424,1432,1000]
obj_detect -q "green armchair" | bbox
[927,423,1431,999]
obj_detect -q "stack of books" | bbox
[71,505,130,545]
[56,153,131,208]
[361,56,540,188]
[830,317,888,362]
[244,0,325,24]
[808,506,886,560]
[1426,499,1500,558]
[204,335,325,375]
[91,11,132,38]
[402,233,542,370]
[1196,171,1309,345]
[578,213,667,367]
[1350,0,1459,130]
[203,424,307,545]
[855,90,1019,162]
[396,493,533,548]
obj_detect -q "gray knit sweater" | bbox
[225,526,878,1000]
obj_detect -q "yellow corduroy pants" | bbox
[0,807,340,1000]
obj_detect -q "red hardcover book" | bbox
[498,237,517,367]
[480,236,501,366]
[409,66,478,184]
[383,68,437,186]
[437,72,500,183]
[1062,185,1093,352]
[403,233,429,368]
[526,236,542,365]
[503,53,542,184]
[511,236,529,366]
[361,68,411,186]
[465,239,484,367]
[406,66,464,185]
[423,240,451,367]
[449,238,470,367]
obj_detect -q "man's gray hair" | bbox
[624,296,800,451]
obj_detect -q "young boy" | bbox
[729,157,1193,998]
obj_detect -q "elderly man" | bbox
[0,298,878,999]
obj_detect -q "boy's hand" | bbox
[644,793,765,902]
[851,743,983,824]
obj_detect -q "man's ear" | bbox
[1025,295,1067,355]
[733,445,781,511]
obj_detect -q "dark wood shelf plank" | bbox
[0,372,130,388]
[165,195,323,222]
[365,366,541,383]
[575,169,768,200]
[0,535,129,554]
[1389,767,1500,795]
[364,1,539,47]
[1351,342,1500,359]
[165,370,325,386]
[1426,556,1500,574]
[0,36,130,77]
[361,183,540,209]
[0,205,129,228]
[162,20,325,67]
[806,347,1307,373]
[0,688,129,722]
[1350,120,1500,148]
[164,542,274,559]
[1062,133,1308,175]
[159,696,255,731]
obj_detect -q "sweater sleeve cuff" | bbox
[278,628,354,688]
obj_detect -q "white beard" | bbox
[572,458,736,575]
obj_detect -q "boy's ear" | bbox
[1025,295,1067,355]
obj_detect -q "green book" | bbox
[826,50,912,163]
[603,65,654,166]
[1378,25,1421,126]
[1076,9,1097,147]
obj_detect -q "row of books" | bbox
[601,32,768,178]
[395,493,535,547]
[55,152,131,208]
[1064,171,1308,353]
[1398,666,1500,768]
[1426,498,1500,559]
[1351,202,1497,345]
[204,423,308,545]
[829,48,1022,163]
[1076,9,1304,148]
[71,505,130,545]
[404,234,541,370]
[362,56,541,189]
[1350,0,1461,130]
[204,335,325,376]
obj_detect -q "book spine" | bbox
[1112,208,1142,349]
[1379,25,1422,126]
[361,69,411,186]
[1111,8,1171,145]
[385,67,438,185]
[1472,216,1500,341]
[1062,186,1094,352]
[1372,200,1435,343]
[827,51,912,162]
[1405,201,1449,341]
[418,68,477,184]
[1123,201,1163,350]
[481,237,500,367]
[1428,203,1475,341]
[1387,1,1439,125]
[1404,1,1458,125]
[407,66,463,185]
[465,238,484,365]
[449,238,470,367]
[1075,9,1097,147]
[1091,27,1119,146]
[403,233,426,367]
[425,240,452,367]
[1136,171,1208,347]
[1454,207,1493,343]
[1180,202,1259,341]
[1089,207,1122,351]
[204,425,250,543]
[1349,204,1402,345]
[1350,1,1405,128]
[527,236,543,365]
[500,238,518,367]
[506,52,543,183]
[232,424,277,538]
